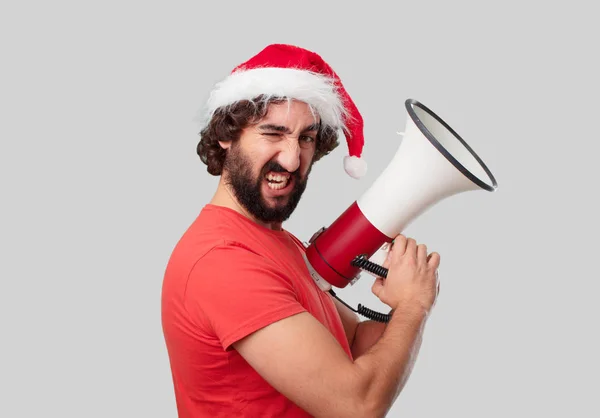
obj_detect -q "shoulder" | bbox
[189,240,280,284]
[184,239,302,307]
[171,205,261,261]
[183,240,306,350]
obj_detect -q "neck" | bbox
[210,176,283,231]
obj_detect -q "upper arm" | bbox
[233,311,371,418]
[184,244,373,416]
[329,294,361,351]
[184,244,307,351]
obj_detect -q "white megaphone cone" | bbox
[304,99,498,292]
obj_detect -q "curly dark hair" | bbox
[197,97,340,175]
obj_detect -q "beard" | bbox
[222,143,312,224]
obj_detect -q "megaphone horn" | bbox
[303,99,498,295]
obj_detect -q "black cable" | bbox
[329,289,391,323]
[350,254,388,278]
[355,304,391,323]
[328,289,358,313]
[328,253,393,323]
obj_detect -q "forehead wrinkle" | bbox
[261,101,321,131]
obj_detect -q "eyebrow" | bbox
[258,123,320,133]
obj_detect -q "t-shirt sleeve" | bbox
[183,242,307,350]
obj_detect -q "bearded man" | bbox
[161,44,441,418]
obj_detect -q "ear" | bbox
[218,140,232,150]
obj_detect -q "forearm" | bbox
[353,307,428,417]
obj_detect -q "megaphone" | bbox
[303,99,498,319]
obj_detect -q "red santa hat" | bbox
[197,44,367,179]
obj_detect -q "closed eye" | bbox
[263,133,313,140]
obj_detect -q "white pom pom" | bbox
[343,155,367,179]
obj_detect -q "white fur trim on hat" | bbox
[344,155,367,179]
[196,67,347,131]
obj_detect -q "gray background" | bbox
[1,0,598,417]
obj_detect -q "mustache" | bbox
[262,161,300,178]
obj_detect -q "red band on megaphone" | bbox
[305,202,392,288]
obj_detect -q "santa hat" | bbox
[197,44,367,179]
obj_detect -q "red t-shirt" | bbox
[161,204,352,417]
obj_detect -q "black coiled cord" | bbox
[356,304,391,323]
[328,255,392,324]
[351,254,388,278]
[329,290,392,323]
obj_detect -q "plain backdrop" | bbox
[1,1,598,417]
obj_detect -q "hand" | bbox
[371,234,441,315]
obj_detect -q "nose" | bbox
[277,139,301,173]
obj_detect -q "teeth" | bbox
[267,181,287,190]
[266,173,289,182]
[265,172,290,190]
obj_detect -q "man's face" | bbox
[221,100,319,224]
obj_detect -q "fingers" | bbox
[406,238,417,258]
[392,235,408,255]
[383,242,394,267]
[417,243,428,265]
[376,234,441,311]
[427,252,441,270]
[391,234,439,270]
[382,250,391,269]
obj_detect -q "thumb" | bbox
[371,277,384,297]
[383,250,391,269]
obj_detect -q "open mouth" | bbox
[265,172,291,190]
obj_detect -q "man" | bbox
[161,44,441,418]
